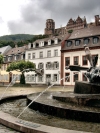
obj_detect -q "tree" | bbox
[68,29,73,33]
[7,60,35,84]
[0,54,3,68]
[0,54,3,75]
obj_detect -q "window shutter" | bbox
[52,62,54,69]
[38,64,40,69]
[46,63,47,69]
[57,62,59,68]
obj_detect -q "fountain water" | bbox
[0,46,100,132]
[25,47,100,123]
[17,74,71,118]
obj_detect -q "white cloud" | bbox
[0,0,100,36]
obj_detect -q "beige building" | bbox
[0,45,27,84]
[61,23,100,86]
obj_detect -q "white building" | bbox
[25,35,66,85]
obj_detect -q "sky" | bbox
[0,0,100,36]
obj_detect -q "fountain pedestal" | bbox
[74,81,100,94]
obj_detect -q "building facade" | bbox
[25,35,67,85]
[0,45,27,83]
[61,24,100,86]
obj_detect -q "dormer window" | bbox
[93,37,99,44]
[84,38,89,44]
[67,41,72,47]
[54,38,58,44]
[42,41,44,46]
[33,43,35,48]
[31,43,33,48]
[44,41,48,46]
[36,43,39,48]
[48,40,51,45]
[75,40,80,46]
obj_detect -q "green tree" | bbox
[0,54,3,68]
[7,60,35,84]
[0,54,3,75]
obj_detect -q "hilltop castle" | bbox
[44,15,100,36]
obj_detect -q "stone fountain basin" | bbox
[27,91,100,123]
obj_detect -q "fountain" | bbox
[26,45,100,123]
[0,45,100,132]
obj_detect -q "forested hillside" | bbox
[0,34,49,48]
[0,34,34,42]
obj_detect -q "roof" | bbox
[68,26,100,40]
[4,45,28,56]
[0,45,12,54]
[32,34,69,44]
[61,25,100,51]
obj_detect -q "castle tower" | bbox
[95,15,100,26]
[44,19,55,35]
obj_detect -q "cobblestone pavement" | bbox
[0,85,74,133]
[0,124,20,133]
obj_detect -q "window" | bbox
[46,62,52,69]
[92,54,98,66]
[38,63,44,69]
[53,62,59,69]
[65,57,70,66]
[31,43,33,48]
[54,49,58,56]
[67,41,72,47]
[36,43,39,48]
[32,53,35,59]
[74,56,79,65]
[93,37,98,44]
[8,56,13,61]
[17,75,20,81]
[53,74,57,82]
[21,54,23,60]
[38,75,43,82]
[28,53,31,59]
[82,56,88,65]
[84,38,89,44]
[65,73,70,82]
[47,50,51,57]
[54,38,58,44]
[31,75,35,82]
[46,74,51,83]
[26,75,29,82]
[75,40,80,46]
[48,40,51,45]
[16,55,20,60]
[73,73,78,82]
[4,57,7,62]
[39,52,43,58]
[82,73,87,81]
